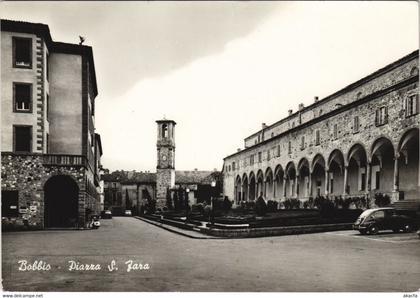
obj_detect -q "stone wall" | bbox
[1,153,90,230]
[224,55,419,204]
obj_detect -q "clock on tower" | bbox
[156,119,176,208]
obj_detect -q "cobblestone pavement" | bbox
[2,217,420,292]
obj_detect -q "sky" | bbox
[1,1,418,172]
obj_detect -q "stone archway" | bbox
[397,128,419,200]
[44,175,79,228]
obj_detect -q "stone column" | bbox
[325,169,329,196]
[343,165,348,196]
[283,176,287,198]
[308,171,312,197]
[366,162,371,193]
[273,177,276,199]
[393,154,399,192]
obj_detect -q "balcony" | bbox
[42,154,87,167]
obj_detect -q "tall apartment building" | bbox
[1,20,103,229]
[223,50,419,207]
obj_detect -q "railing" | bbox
[42,154,87,167]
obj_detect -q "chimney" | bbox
[237,148,241,152]
[194,168,198,171]
[298,103,304,111]
[288,109,293,116]
[314,96,319,103]
[262,123,267,130]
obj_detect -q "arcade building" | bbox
[223,50,419,207]
[1,20,103,229]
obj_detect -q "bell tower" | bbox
[156,119,176,208]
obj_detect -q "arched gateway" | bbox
[44,175,79,228]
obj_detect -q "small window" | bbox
[232,162,236,171]
[46,133,49,154]
[353,116,359,133]
[375,106,388,126]
[277,145,281,157]
[258,152,262,163]
[406,94,419,117]
[333,124,338,139]
[1,190,19,217]
[315,130,320,145]
[13,83,32,112]
[271,132,274,138]
[162,124,168,138]
[46,94,50,121]
[46,52,50,81]
[300,136,305,150]
[356,92,362,100]
[13,37,32,68]
[250,155,254,165]
[14,126,32,152]
[267,150,271,161]
[411,66,419,76]
[288,141,292,154]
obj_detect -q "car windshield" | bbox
[358,210,373,218]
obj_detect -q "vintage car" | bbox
[353,207,416,235]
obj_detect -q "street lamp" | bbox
[210,181,216,225]
[185,188,190,222]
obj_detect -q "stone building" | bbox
[103,170,221,215]
[1,20,103,229]
[223,50,419,207]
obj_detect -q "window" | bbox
[277,145,281,157]
[375,106,388,126]
[353,116,359,133]
[258,152,262,163]
[13,83,32,112]
[14,126,32,152]
[1,190,19,217]
[250,155,254,165]
[315,130,320,146]
[406,94,419,117]
[46,94,50,121]
[46,133,49,153]
[232,162,236,171]
[46,52,50,81]
[300,136,305,150]
[267,150,271,161]
[257,135,260,143]
[271,132,274,138]
[13,37,32,68]
[288,141,292,154]
[333,124,338,139]
[162,124,168,138]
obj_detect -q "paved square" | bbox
[2,217,420,292]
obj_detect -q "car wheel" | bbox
[368,225,378,235]
[403,224,413,233]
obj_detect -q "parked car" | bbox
[353,207,417,235]
[124,210,132,216]
[88,215,100,229]
[101,210,112,219]
[417,229,420,239]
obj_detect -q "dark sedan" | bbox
[353,207,417,235]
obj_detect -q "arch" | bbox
[242,173,248,182]
[370,137,395,193]
[328,149,345,169]
[274,164,284,177]
[398,128,419,153]
[311,154,326,172]
[256,169,264,198]
[242,174,249,202]
[347,143,368,166]
[297,158,310,173]
[265,167,273,179]
[249,171,256,201]
[44,175,79,228]
[234,175,242,204]
[256,169,264,182]
[370,136,395,159]
[397,128,419,200]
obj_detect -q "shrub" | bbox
[223,196,232,211]
[303,201,309,209]
[267,200,278,212]
[192,203,205,214]
[145,197,156,214]
[374,193,391,207]
[255,197,267,216]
